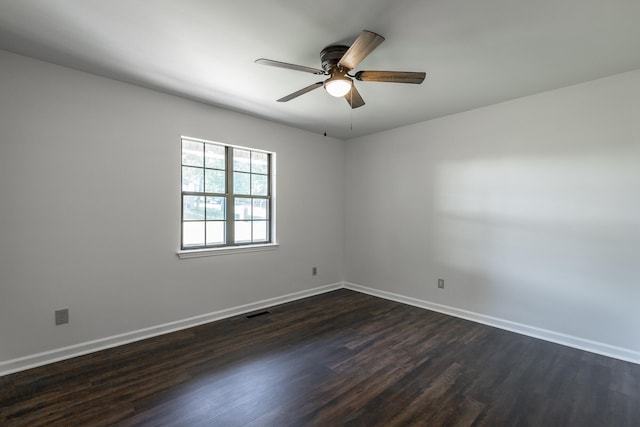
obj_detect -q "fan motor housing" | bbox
[320,45,349,72]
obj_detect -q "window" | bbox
[180,136,274,251]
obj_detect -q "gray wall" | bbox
[0,50,345,364]
[346,70,640,355]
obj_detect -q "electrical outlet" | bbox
[55,309,69,325]
[312,267,318,276]
[438,279,445,289]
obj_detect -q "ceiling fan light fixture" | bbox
[324,74,352,97]
[258,30,424,109]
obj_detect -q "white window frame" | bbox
[177,136,277,258]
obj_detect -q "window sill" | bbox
[177,243,279,259]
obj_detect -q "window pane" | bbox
[183,221,205,247]
[253,199,269,219]
[206,221,225,245]
[234,198,252,220]
[253,221,268,242]
[233,172,250,195]
[205,144,225,169]
[205,169,225,193]
[251,151,268,174]
[235,220,252,243]
[182,140,203,167]
[233,149,251,172]
[206,197,225,220]
[183,196,205,220]
[182,166,204,192]
[251,174,268,196]
[181,138,272,250]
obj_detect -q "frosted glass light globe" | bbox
[324,76,352,97]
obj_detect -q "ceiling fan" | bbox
[256,30,426,109]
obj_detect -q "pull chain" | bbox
[350,90,353,131]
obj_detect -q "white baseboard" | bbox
[0,283,342,376]
[3,281,638,376]
[343,282,640,365]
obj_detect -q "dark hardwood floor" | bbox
[1,289,639,426]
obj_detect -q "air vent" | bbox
[246,311,270,319]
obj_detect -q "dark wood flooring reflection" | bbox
[1,289,639,426]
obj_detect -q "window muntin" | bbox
[181,137,272,250]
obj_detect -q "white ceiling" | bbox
[1,0,639,140]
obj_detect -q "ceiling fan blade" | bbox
[255,58,325,75]
[338,30,385,71]
[355,70,426,84]
[344,85,365,109]
[277,81,324,102]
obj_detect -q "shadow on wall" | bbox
[432,147,640,348]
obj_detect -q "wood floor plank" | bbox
[1,289,639,426]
